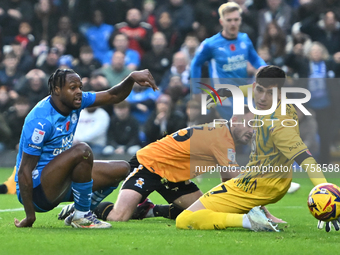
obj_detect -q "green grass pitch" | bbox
[1,167,340,255]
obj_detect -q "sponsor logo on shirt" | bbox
[28,144,41,150]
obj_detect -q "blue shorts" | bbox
[17,185,73,213]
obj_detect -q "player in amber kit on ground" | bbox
[176,65,332,231]
[14,68,157,228]
[88,108,283,226]
[101,110,251,222]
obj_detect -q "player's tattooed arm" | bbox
[14,153,40,228]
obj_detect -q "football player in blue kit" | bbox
[14,68,157,228]
[191,2,266,120]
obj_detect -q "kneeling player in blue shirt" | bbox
[14,68,157,228]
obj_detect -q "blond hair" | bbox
[218,2,242,18]
[308,42,329,61]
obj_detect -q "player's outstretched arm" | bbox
[92,69,158,107]
[14,153,40,228]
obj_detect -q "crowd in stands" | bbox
[0,0,339,163]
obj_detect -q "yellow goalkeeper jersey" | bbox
[234,101,308,200]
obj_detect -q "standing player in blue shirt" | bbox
[14,68,157,228]
[191,2,266,120]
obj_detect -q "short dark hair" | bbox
[48,69,77,95]
[255,65,286,89]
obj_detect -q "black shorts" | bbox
[17,184,74,213]
[17,184,56,212]
[121,165,200,203]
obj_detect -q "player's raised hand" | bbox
[318,219,340,232]
[130,69,158,91]
[14,217,35,228]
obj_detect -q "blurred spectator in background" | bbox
[126,83,160,125]
[286,42,333,164]
[36,47,60,76]
[159,51,190,91]
[50,35,67,56]
[55,15,85,58]
[10,39,34,73]
[104,100,141,156]
[296,107,319,156]
[142,0,157,30]
[99,51,130,87]
[0,0,34,45]
[257,46,273,65]
[15,69,48,108]
[165,75,189,112]
[73,45,102,78]
[185,99,201,127]
[285,32,312,58]
[3,95,30,150]
[193,0,223,38]
[82,72,108,93]
[59,0,93,32]
[144,93,186,143]
[58,54,73,69]
[103,33,140,70]
[85,9,114,64]
[116,8,153,57]
[0,51,23,93]
[258,0,292,39]
[154,11,182,52]
[14,20,35,52]
[32,0,59,43]
[0,112,11,152]
[259,21,286,67]
[82,72,113,116]
[73,105,110,158]
[140,31,172,85]
[299,11,340,55]
[180,33,200,65]
[95,0,131,26]
[231,0,259,46]
[156,0,194,38]
[0,86,14,113]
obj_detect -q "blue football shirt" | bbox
[191,32,266,88]
[15,92,96,189]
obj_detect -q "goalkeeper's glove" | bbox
[206,88,232,109]
[318,219,340,232]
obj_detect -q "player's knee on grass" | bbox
[176,210,193,229]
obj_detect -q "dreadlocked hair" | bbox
[48,69,76,95]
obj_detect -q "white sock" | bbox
[73,209,90,220]
[242,214,251,229]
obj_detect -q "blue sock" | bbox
[72,180,93,212]
[90,186,117,211]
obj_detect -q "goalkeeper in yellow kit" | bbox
[176,65,335,232]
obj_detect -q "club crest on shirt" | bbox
[71,113,78,124]
[134,178,145,189]
[31,128,45,144]
[240,42,246,49]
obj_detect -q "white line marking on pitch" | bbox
[0,204,66,213]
